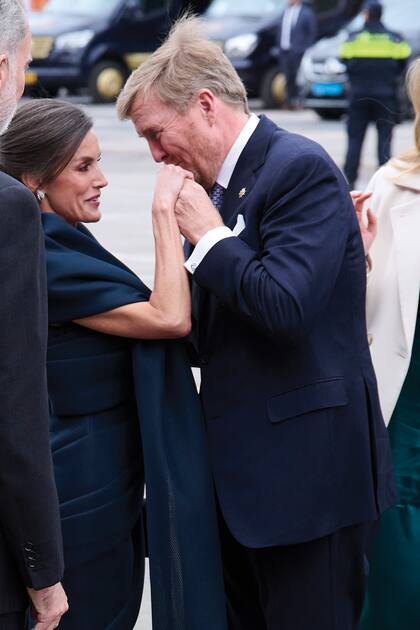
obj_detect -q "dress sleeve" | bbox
[43,217,151,323]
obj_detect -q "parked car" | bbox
[26,0,173,102]
[26,0,361,105]
[300,0,420,119]
[203,0,363,108]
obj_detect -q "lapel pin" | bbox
[238,187,247,199]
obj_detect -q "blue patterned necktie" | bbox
[208,182,225,212]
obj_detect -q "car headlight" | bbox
[224,34,258,60]
[323,57,346,75]
[55,29,93,52]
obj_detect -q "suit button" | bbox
[367,334,373,346]
[200,355,209,365]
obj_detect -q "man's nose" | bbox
[149,139,167,163]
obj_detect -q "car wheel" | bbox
[261,67,286,108]
[88,60,128,104]
[315,108,344,120]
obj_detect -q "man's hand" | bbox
[350,190,377,254]
[27,582,68,630]
[175,179,224,245]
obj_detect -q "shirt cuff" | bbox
[184,226,234,274]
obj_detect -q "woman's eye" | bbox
[79,163,90,172]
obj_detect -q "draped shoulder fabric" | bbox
[42,213,228,630]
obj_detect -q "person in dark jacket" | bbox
[340,0,411,189]
[118,16,396,630]
[278,0,317,108]
[0,1,67,628]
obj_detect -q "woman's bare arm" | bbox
[75,165,192,340]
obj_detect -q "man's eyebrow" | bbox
[138,126,160,139]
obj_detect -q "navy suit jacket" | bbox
[0,172,63,613]
[192,115,396,547]
[278,3,317,54]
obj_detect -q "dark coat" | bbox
[0,172,63,613]
[42,214,228,630]
[278,3,318,54]
[340,19,411,97]
[191,115,396,547]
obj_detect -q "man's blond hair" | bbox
[116,15,249,119]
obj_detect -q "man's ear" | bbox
[21,173,42,193]
[0,54,9,92]
[197,89,216,125]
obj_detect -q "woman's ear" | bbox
[21,173,41,193]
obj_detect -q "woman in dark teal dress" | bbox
[354,58,420,630]
[0,100,227,630]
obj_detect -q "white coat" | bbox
[365,160,420,425]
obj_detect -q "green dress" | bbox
[362,298,420,630]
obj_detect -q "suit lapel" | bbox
[198,116,278,353]
[220,115,277,226]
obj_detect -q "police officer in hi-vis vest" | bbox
[340,0,410,189]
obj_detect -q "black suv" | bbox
[27,0,172,102]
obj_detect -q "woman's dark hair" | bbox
[0,99,93,186]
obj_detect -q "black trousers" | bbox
[343,95,397,187]
[280,50,303,103]
[0,612,27,630]
[218,511,378,630]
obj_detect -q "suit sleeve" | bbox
[0,183,64,589]
[307,9,318,47]
[194,152,348,343]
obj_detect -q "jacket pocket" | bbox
[267,378,348,424]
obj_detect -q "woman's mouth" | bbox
[86,195,100,207]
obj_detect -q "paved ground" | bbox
[39,99,413,629]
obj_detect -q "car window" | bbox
[205,0,286,19]
[44,0,121,16]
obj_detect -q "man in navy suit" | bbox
[0,1,67,628]
[278,0,317,107]
[118,15,395,630]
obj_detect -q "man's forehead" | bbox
[131,96,176,131]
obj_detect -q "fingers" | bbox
[350,190,371,199]
[366,207,378,234]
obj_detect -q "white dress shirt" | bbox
[185,112,260,274]
[280,4,302,51]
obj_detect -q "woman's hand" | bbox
[351,190,377,254]
[153,164,194,214]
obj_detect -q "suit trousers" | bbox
[0,612,27,629]
[280,50,303,103]
[218,510,378,630]
[343,96,397,186]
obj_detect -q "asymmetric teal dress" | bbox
[28,213,228,630]
[362,298,420,629]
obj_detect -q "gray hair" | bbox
[0,0,27,59]
[117,14,249,119]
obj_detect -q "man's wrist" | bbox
[185,226,234,274]
[189,220,225,246]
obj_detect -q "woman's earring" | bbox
[35,190,45,202]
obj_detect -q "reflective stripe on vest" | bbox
[340,32,411,60]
